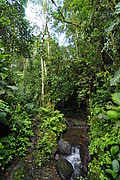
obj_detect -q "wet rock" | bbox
[56,157,73,179]
[80,144,90,164]
[80,144,90,173]
[58,138,71,155]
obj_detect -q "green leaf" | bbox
[52,126,57,131]
[112,159,119,173]
[0,89,5,95]
[115,2,120,15]
[0,55,6,61]
[111,146,119,156]
[2,67,8,71]
[0,142,4,149]
[112,172,118,179]
[0,111,6,119]
[110,68,120,86]
[7,86,18,91]
[105,168,114,174]
[112,93,120,106]
[107,110,120,119]
[106,169,117,179]
[0,73,7,80]
[98,113,107,120]
[4,107,10,113]
[106,105,120,111]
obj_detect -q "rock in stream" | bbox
[56,157,74,179]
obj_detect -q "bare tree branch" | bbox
[50,0,81,29]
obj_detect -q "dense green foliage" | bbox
[88,69,120,179]
[0,0,33,170]
[0,0,120,179]
[35,107,67,166]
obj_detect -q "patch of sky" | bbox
[25,0,68,46]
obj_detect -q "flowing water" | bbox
[61,118,90,179]
[64,146,81,169]
[64,146,83,179]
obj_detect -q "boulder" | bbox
[56,157,73,179]
[58,138,71,155]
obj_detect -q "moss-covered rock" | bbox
[56,157,73,179]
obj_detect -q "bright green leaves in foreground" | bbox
[112,93,120,106]
[89,99,120,179]
[89,70,120,180]
[106,159,119,179]
[110,68,120,86]
[107,93,120,120]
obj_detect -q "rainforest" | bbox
[0,0,120,179]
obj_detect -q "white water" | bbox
[64,146,83,179]
[64,147,81,169]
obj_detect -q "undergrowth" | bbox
[0,102,33,170]
[88,69,120,180]
[35,107,67,167]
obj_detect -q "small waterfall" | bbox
[64,146,81,169]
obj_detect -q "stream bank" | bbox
[0,116,90,180]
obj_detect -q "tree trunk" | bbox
[40,0,48,107]
[46,23,50,58]
[41,20,45,106]
[41,55,44,106]
[23,58,27,95]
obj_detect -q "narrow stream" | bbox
[64,146,82,179]
[57,118,90,179]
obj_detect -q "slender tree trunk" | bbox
[46,22,52,107]
[23,58,27,94]
[40,0,51,107]
[41,21,45,106]
[46,23,50,58]
[41,55,44,106]
[40,0,47,107]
